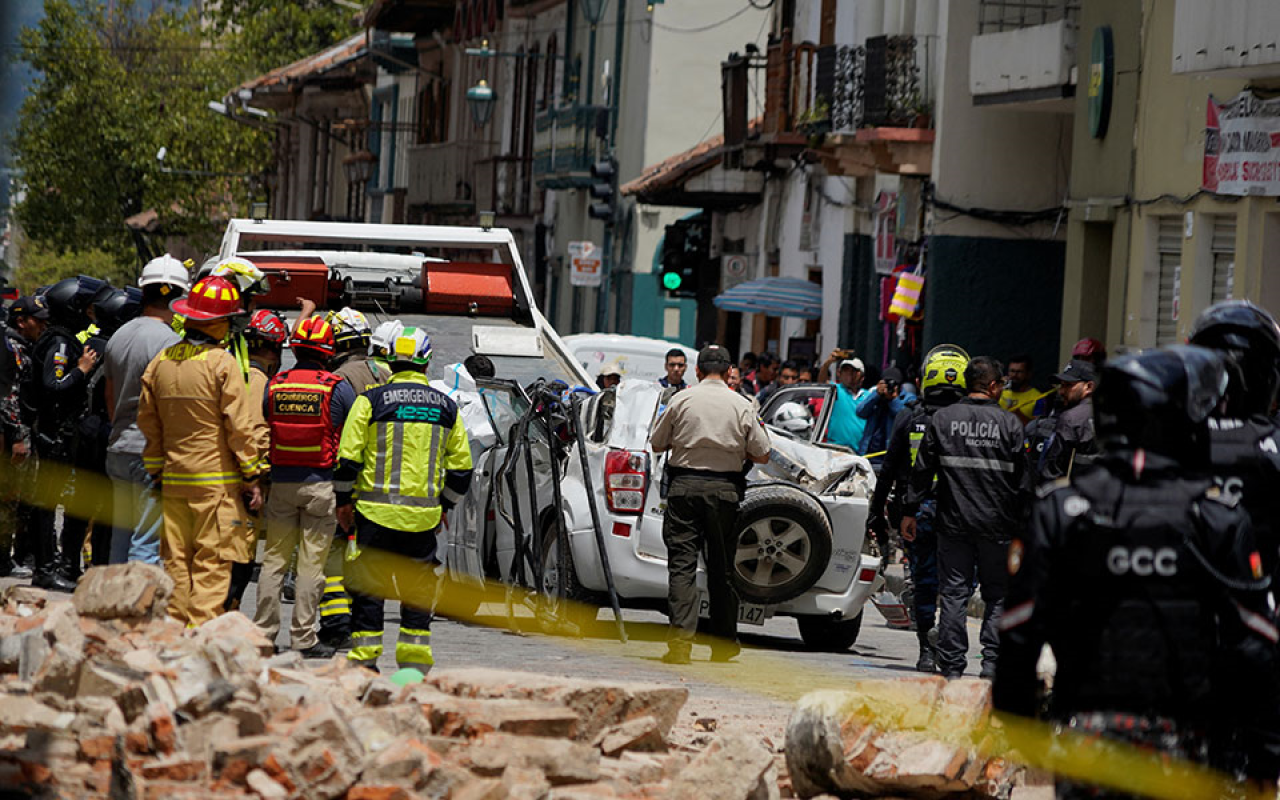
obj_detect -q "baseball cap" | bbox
[697,345,733,370]
[599,361,623,377]
[882,366,905,383]
[839,357,865,373]
[1054,359,1098,384]
[9,295,50,321]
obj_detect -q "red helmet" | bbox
[246,309,289,346]
[291,315,336,359]
[1071,337,1106,362]
[171,276,242,321]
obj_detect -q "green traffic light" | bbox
[663,271,683,290]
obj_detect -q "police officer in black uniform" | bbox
[1189,300,1280,576]
[904,355,1027,679]
[867,344,969,673]
[995,345,1280,798]
[1036,358,1099,483]
[26,277,99,589]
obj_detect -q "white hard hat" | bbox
[772,401,814,435]
[599,361,624,378]
[370,320,403,357]
[210,257,267,294]
[138,254,190,291]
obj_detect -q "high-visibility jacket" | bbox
[137,340,266,493]
[333,354,391,396]
[266,368,344,468]
[335,371,473,531]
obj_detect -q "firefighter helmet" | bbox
[291,315,337,359]
[246,308,289,347]
[171,276,243,321]
[390,326,432,366]
[326,307,372,352]
[920,344,970,403]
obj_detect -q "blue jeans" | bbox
[106,451,162,565]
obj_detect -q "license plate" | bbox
[698,595,773,626]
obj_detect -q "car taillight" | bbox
[604,449,648,515]
[858,567,878,583]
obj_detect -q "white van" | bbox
[561,333,699,385]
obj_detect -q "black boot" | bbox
[915,623,937,673]
[33,567,76,593]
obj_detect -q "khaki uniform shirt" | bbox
[137,341,266,496]
[650,376,771,473]
[333,354,391,396]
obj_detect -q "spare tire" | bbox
[730,485,832,604]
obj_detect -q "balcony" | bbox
[532,104,608,189]
[733,33,936,176]
[970,19,1077,109]
[476,155,540,218]
[1172,0,1280,77]
[406,140,495,210]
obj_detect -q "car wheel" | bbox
[797,612,863,652]
[730,485,833,604]
[536,519,599,635]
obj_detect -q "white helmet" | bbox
[139,254,190,291]
[370,320,403,359]
[772,401,814,436]
[210,257,268,295]
[390,326,432,366]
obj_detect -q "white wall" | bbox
[931,0,1071,240]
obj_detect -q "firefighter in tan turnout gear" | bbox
[136,275,266,626]
[335,328,472,672]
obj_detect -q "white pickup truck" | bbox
[218,219,883,650]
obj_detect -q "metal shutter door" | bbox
[1211,216,1236,304]
[1156,218,1182,346]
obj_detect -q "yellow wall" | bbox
[1122,0,1280,347]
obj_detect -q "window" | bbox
[1211,215,1236,304]
[510,46,526,151]
[542,34,557,110]
[1156,217,1182,346]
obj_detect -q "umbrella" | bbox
[713,277,823,319]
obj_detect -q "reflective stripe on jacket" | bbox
[336,371,473,531]
[136,341,266,493]
[266,368,343,468]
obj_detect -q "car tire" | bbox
[730,485,833,605]
[536,517,600,635]
[797,611,863,652]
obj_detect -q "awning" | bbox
[713,277,823,319]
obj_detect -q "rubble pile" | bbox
[784,677,1028,799]
[0,564,785,800]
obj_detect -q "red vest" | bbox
[266,369,344,469]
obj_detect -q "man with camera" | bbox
[856,366,908,467]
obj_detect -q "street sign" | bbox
[568,240,602,287]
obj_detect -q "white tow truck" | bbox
[218,219,884,649]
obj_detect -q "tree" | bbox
[208,0,370,76]
[12,0,271,279]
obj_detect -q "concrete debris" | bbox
[785,678,1025,799]
[1,567,1037,799]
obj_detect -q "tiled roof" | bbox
[239,32,368,93]
[621,117,762,198]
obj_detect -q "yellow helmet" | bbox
[921,344,969,401]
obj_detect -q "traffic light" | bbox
[661,222,694,298]
[588,157,617,222]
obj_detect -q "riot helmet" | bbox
[93,287,143,337]
[42,278,91,330]
[1093,344,1227,466]
[1188,300,1280,417]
